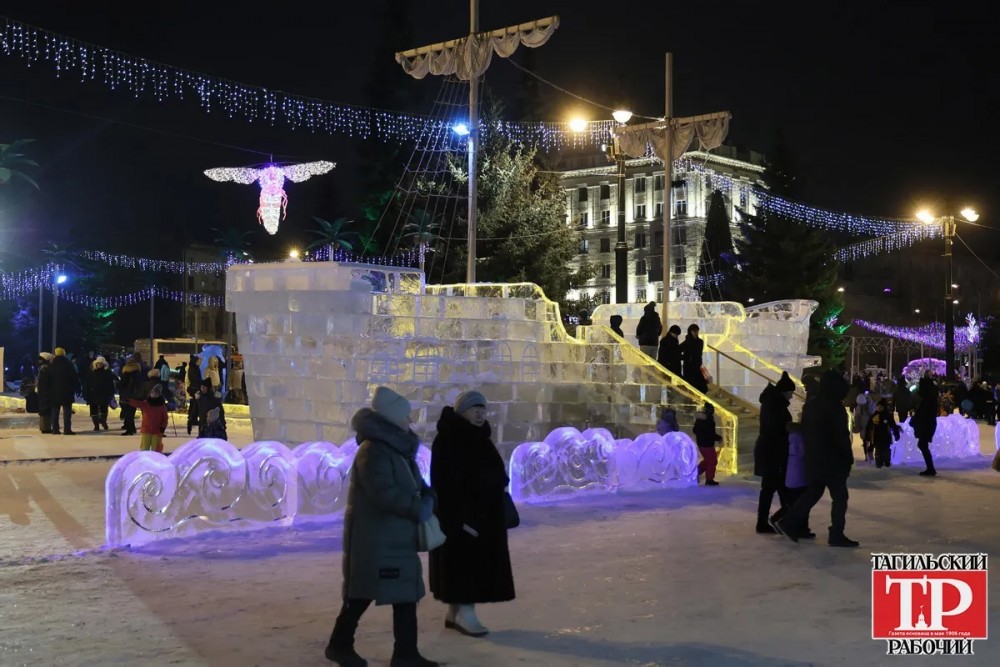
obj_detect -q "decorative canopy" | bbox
[396,17,559,81]
[615,115,731,162]
[205,161,335,235]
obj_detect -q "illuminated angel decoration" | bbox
[204,161,335,235]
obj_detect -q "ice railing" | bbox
[583,326,738,475]
[702,337,807,417]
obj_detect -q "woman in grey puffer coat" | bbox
[325,386,439,667]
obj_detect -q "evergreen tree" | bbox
[728,135,847,368]
[695,189,735,300]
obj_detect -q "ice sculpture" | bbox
[508,426,700,502]
[902,358,946,385]
[890,414,981,466]
[227,263,739,473]
[106,437,432,547]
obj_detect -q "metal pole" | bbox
[465,0,480,284]
[38,282,43,355]
[661,52,673,327]
[943,216,956,380]
[889,338,894,378]
[850,336,856,378]
[51,288,58,350]
[614,141,628,303]
[149,287,155,366]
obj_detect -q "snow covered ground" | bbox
[1,420,999,666]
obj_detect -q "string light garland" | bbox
[309,245,418,267]
[79,250,232,275]
[854,315,983,350]
[204,161,336,235]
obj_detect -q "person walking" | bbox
[35,353,54,434]
[681,324,708,393]
[325,386,439,667]
[656,325,683,376]
[774,370,858,547]
[128,384,169,452]
[775,421,814,538]
[609,315,625,338]
[635,302,662,358]
[911,376,939,477]
[194,378,226,438]
[48,348,79,435]
[187,355,203,435]
[87,356,116,431]
[429,391,515,638]
[754,372,796,534]
[892,375,912,423]
[692,402,722,486]
[866,399,899,468]
[118,355,142,436]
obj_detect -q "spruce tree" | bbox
[695,189,735,300]
[728,133,847,368]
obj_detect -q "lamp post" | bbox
[610,109,633,304]
[916,207,979,380]
[51,273,67,350]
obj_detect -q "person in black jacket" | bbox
[187,355,203,435]
[48,348,79,435]
[35,353,54,434]
[866,398,900,468]
[911,377,939,476]
[635,302,662,357]
[429,391,514,639]
[195,377,225,437]
[754,372,796,534]
[609,315,624,338]
[87,356,117,431]
[656,325,683,376]
[681,324,708,393]
[118,355,143,436]
[693,402,723,485]
[774,370,858,547]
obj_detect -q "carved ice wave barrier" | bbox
[106,438,432,547]
[891,415,981,465]
[508,427,699,502]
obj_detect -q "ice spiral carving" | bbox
[891,414,980,465]
[509,427,700,502]
[106,438,432,547]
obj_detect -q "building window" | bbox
[600,238,611,253]
[739,188,748,209]
[601,264,612,279]
[578,211,589,227]
[578,187,588,202]
[636,204,647,219]
[600,289,611,304]
[674,252,687,275]
[579,239,589,254]
[655,202,664,218]
[636,287,647,302]
[636,258,647,275]
[656,286,664,301]
[654,175,664,190]
[674,199,688,217]
[600,210,611,225]
[600,184,610,200]
[635,232,647,248]
[635,177,647,193]
[672,223,687,245]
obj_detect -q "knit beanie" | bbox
[454,390,488,415]
[39,352,54,362]
[775,371,795,393]
[371,386,412,430]
[54,347,66,357]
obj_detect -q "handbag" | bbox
[109,397,119,410]
[503,491,520,529]
[403,460,447,551]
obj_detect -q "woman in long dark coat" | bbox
[681,324,708,393]
[429,390,515,638]
[87,356,117,431]
[911,376,939,476]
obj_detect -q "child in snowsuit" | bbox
[656,407,680,435]
[692,403,723,486]
[202,407,228,441]
[780,422,813,538]
[128,384,169,452]
[866,398,900,468]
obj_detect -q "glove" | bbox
[417,494,434,523]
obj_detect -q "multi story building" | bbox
[559,145,766,304]
[181,244,227,341]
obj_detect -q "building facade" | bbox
[559,146,765,304]
[182,244,227,341]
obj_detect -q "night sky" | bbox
[1,1,996,264]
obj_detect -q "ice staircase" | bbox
[227,264,742,475]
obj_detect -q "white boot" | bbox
[451,604,488,637]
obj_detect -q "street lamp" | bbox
[915,207,980,379]
[52,273,68,350]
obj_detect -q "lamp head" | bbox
[916,210,936,224]
[288,249,300,260]
[612,109,633,124]
[960,207,979,222]
[569,118,588,133]
[452,122,470,136]
[56,274,68,285]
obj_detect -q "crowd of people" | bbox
[326,387,517,667]
[21,350,230,446]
